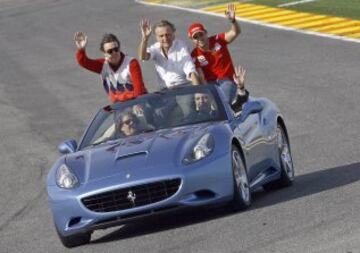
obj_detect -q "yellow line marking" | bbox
[238,8,290,18]
[264,13,313,24]
[242,10,295,20]
[348,32,360,38]
[237,7,280,16]
[332,27,360,36]
[312,21,360,32]
[204,3,255,12]
[276,15,327,26]
[201,3,360,41]
[290,17,345,29]
[213,5,269,14]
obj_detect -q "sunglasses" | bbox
[192,32,205,40]
[195,95,209,101]
[105,47,119,54]
[122,119,134,125]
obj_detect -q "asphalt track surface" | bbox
[0,0,359,252]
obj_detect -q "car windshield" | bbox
[79,85,227,149]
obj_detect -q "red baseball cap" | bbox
[188,23,207,38]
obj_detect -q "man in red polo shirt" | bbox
[188,3,241,103]
[74,32,147,103]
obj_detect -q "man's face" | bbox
[120,115,137,136]
[103,41,121,65]
[191,31,208,49]
[195,93,211,112]
[154,26,175,49]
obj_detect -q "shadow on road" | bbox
[252,162,360,209]
[91,162,360,244]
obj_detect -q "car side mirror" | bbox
[57,139,77,154]
[239,101,263,121]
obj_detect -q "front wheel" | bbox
[229,145,252,211]
[264,124,295,190]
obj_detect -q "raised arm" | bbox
[74,31,88,50]
[233,65,246,94]
[138,19,152,61]
[74,31,103,73]
[224,3,241,44]
[231,65,249,112]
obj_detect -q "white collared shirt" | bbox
[147,39,196,89]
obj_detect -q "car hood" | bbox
[66,122,223,184]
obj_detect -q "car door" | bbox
[231,101,269,183]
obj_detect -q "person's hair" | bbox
[100,33,120,52]
[153,20,176,32]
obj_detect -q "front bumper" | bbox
[47,152,233,236]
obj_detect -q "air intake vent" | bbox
[81,179,181,213]
[116,151,148,160]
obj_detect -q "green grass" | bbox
[152,0,360,20]
[153,0,233,8]
[251,0,360,20]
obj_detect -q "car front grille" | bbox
[81,178,181,213]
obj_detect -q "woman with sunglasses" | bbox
[117,112,140,137]
[74,32,147,103]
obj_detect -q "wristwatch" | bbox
[237,87,246,96]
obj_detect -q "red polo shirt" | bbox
[191,33,235,82]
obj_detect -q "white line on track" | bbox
[278,0,318,8]
[135,0,360,45]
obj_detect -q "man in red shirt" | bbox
[188,3,241,103]
[74,32,147,103]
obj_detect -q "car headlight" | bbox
[56,164,79,189]
[183,133,214,164]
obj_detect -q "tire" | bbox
[56,226,91,248]
[263,124,295,190]
[229,145,252,211]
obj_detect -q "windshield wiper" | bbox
[89,138,117,147]
[87,129,156,149]
[140,128,156,134]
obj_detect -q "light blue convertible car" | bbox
[47,84,294,247]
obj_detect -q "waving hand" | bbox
[74,31,88,50]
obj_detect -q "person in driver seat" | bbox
[117,112,141,137]
[186,92,217,122]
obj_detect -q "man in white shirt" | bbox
[138,19,201,89]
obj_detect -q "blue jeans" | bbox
[208,79,237,104]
